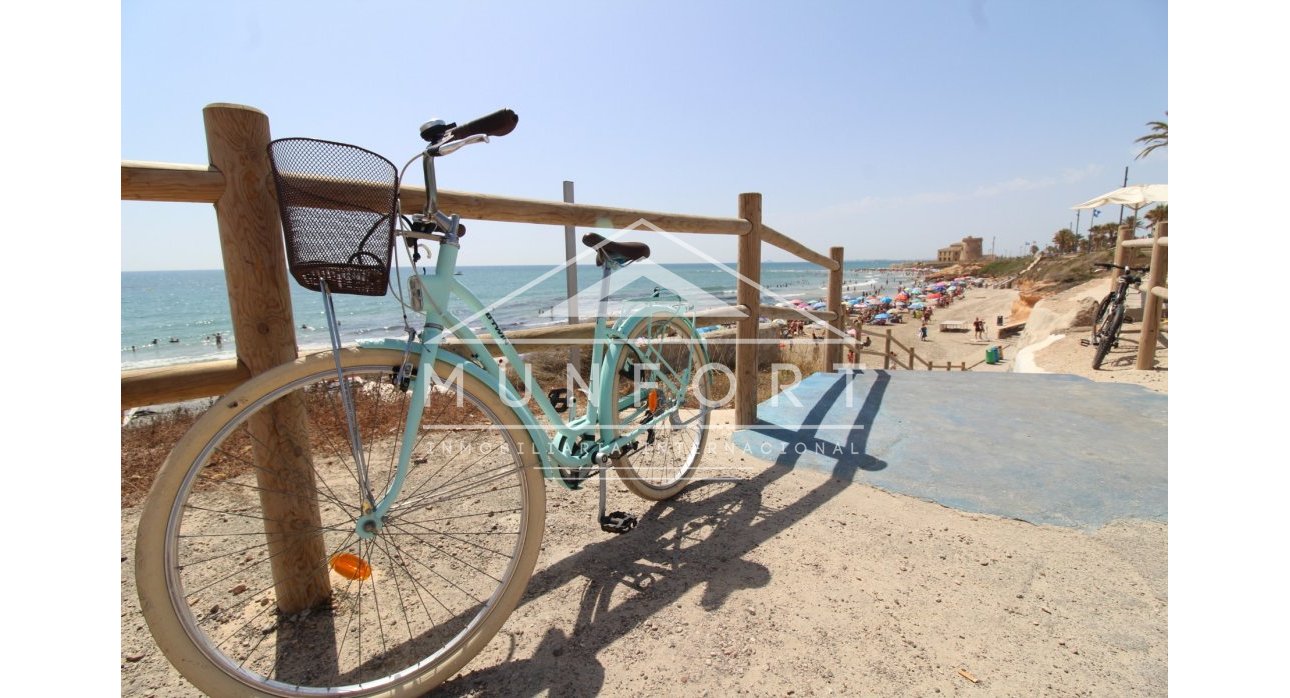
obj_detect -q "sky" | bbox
[120,0,1169,270]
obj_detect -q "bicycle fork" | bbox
[321,282,377,513]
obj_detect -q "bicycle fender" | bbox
[611,306,712,366]
[597,309,712,439]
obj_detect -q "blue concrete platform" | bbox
[730,371,1167,529]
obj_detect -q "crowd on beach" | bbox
[775,275,986,340]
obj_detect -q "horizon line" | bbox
[121,258,932,274]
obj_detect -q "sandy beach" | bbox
[120,280,1167,696]
[779,286,1023,373]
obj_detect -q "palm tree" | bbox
[1144,204,1168,233]
[1135,115,1167,160]
[1052,228,1079,254]
[1088,222,1119,250]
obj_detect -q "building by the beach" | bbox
[937,236,984,263]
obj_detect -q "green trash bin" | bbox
[985,346,999,364]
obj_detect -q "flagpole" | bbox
[1117,166,1129,224]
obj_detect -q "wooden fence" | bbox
[122,103,852,426]
[1115,220,1168,370]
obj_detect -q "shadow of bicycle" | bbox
[432,371,890,696]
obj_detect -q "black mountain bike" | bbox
[1083,262,1149,369]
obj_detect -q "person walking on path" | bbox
[919,324,929,342]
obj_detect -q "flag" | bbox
[1092,209,1101,218]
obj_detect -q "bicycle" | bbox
[1084,261,1148,369]
[135,109,714,697]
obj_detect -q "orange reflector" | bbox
[330,552,372,581]
[647,389,658,412]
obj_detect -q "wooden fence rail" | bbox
[121,103,846,419]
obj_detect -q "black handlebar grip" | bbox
[450,109,519,140]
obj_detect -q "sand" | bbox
[783,287,1023,372]
[120,283,1167,696]
[1016,278,1168,394]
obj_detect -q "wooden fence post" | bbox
[204,103,329,613]
[1136,220,1168,369]
[825,246,845,371]
[735,193,762,426]
[884,329,892,369]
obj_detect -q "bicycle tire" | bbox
[1092,305,1124,370]
[1092,292,1114,343]
[136,347,545,697]
[610,313,711,500]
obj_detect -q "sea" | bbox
[121,260,919,370]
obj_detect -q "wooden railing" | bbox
[864,329,969,371]
[122,103,847,426]
[1116,221,1168,370]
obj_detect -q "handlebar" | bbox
[420,108,519,145]
[414,107,518,228]
[451,109,519,140]
[1093,262,1149,273]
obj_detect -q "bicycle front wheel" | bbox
[1091,292,1114,343]
[136,348,545,697]
[610,313,712,500]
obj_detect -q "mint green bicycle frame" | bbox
[353,233,701,537]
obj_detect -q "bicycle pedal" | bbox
[599,511,637,534]
[547,387,569,413]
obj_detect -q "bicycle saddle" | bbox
[583,232,650,266]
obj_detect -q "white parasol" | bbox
[1072,184,1168,212]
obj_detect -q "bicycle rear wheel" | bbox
[1092,305,1124,370]
[136,348,544,697]
[610,313,712,500]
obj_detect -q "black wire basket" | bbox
[267,138,399,296]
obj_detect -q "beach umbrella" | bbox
[881,296,893,303]
[896,293,909,300]
[910,301,925,309]
[1072,184,1168,213]
[874,313,890,320]
[926,293,941,299]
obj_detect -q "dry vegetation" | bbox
[121,337,828,508]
